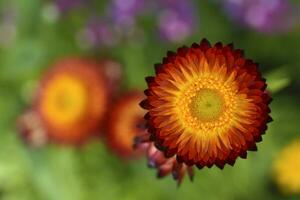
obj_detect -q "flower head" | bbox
[137,39,272,183]
[34,57,108,145]
[106,91,146,159]
[273,139,300,195]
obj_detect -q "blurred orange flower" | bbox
[136,39,272,184]
[106,91,146,159]
[18,57,116,146]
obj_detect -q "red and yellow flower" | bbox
[106,91,146,159]
[136,39,272,183]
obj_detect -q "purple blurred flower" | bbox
[77,0,199,48]
[77,17,121,49]
[157,0,197,42]
[107,0,150,28]
[0,5,17,47]
[77,0,147,48]
[54,0,89,13]
[106,0,198,42]
[224,0,298,33]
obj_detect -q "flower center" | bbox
[190,89,224,122]
[176,77,238,132]
[41,75,88,126]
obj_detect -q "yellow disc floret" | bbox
[41,75,88,126]
[190,89,224,122]
[176,76,238,134]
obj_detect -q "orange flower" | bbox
[137,39,272,184]
[106,91,146,159]
[31,57,109,145]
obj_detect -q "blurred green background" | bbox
[0,0,300,199]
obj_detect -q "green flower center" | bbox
[190,89,224,122]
